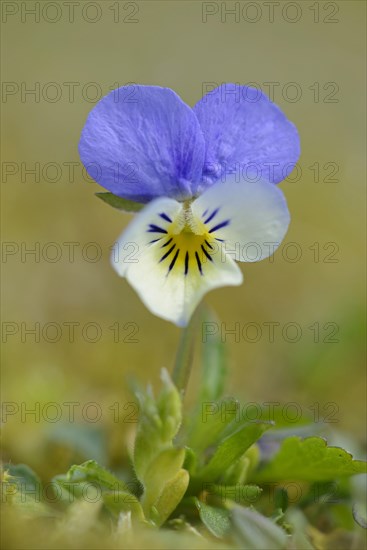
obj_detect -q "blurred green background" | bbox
[2,0,366,481]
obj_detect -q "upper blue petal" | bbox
[193,84,300,189]
[79,85,206,202]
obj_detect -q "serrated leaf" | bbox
[155,469,189,526]
[195,499,231,538]
[95,192,143,212]
[255,437,367,482]
[232,506,288,549]
[198,422,272,482]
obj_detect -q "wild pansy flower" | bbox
[79,84,300,326]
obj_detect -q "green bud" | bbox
[134,369,182,481]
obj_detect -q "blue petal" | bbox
[193,84,300,189]
[79,85,206,202]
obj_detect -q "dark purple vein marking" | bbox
[195,252,203,275]
[148,224,167,234]
[209,220,230,233]
[184,252,189,275]
[159,213,172,223]
[201,244,213,262]
[161,237,173,248]
[168,249,180,272]
[160,244,176,262]
[204,208,220,225]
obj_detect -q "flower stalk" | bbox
[172,305,201,394]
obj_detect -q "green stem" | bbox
[172,307,201,394]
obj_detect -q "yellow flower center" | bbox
[147,203,229,276]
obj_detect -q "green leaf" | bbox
[195,499,231,538]
[53,461,125,503]
[255,437,367,482]
[186,308,229,454]
[167,517,203,538]
[53,460,128,491]
[141,448,185,515]
[274,488,289,512]
[103,491,144,520]
[4,464,41,500]
[53,460,145,520]
[203,483,262,506]
[134,369,182,481]
[198,422,272,482]
[156,369,182,442]
[352,502,367,529]
[222,445,260,485]
[188,397,240,456]
[132,370,187,523]
[95,192,144,212]
[232,506,288,549]
[286,510,315,550]
[154,469,190,526]
[3,464,52,518]
[199,307,227,403]
[183,447,197,472]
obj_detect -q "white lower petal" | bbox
[191,178,290,263]
[111,197,242,326]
